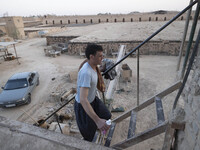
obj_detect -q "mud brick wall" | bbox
[67,41,188,56]
[46,36,78,45]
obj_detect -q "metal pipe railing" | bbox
[181,1,200,79]
[176,0,193,72]
[137,49,140,106]
[173,28,200,110]
[102,0,198,76]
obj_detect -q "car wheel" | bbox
[37,78,40,86]
[27,95,31,104]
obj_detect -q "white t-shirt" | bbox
[75,62,98,103]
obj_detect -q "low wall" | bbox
[0,116,113,150]
[67,41,185,56]
[46,36,79,45]
[46,35,191,56]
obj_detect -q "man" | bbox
[74,44,111,142]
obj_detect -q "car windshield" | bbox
[4,78,28,90]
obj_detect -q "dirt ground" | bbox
[0,35,181,149]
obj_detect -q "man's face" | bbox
[92,51,103,65]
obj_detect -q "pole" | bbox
[176,0,193,72]
[181,2,200,78]
[13,44,20,65]
[137,49,139,106]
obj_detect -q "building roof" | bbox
[0,42,18,47]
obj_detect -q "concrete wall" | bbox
[0,116,113,150]
[178,43,200,150]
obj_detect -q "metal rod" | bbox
[137,49,139,106]
[181,2,200,79]
[176,0,193,72]
[38,94,75,126]
[173,29,200,110]
[56,114,63,134]
[102,0,198,76]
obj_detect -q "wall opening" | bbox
[114,19,117,22]
[164,17,166,21]
[149,17,151,21]
[53,20,55,24]
[90,19,93,23]
[76,20,78,24]
[98,19,101,23]
[60,20,62,24]
[46,20,48,24]
[106,19,109,22]
[156,17,158,21]
[83,19,85,23]
[190,16,193,20]
[123,18,125,22]
[139,18,141,22]
[68,20,70,24]
[131,18,133,22]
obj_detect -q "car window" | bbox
[4,78,28,90]
[31,73,35,79]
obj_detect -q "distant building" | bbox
[4,16,25,39]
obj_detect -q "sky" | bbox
[0,0,195,17]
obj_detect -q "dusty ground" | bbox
[0,22,184,149]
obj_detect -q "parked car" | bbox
[0,71,39,108]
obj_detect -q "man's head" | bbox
[85,44,103,60]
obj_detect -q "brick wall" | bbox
[67,41,187,56]
[46,35,194,56]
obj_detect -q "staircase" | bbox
[104,81,182,149]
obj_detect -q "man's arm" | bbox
[80,87,109,132]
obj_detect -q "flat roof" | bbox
[0,42,18,47]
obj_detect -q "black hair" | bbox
[85,44,103,59]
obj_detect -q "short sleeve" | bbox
[79,72,91,88]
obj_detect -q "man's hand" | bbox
[96,118,110,133]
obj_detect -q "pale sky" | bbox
[0,0,195,17]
